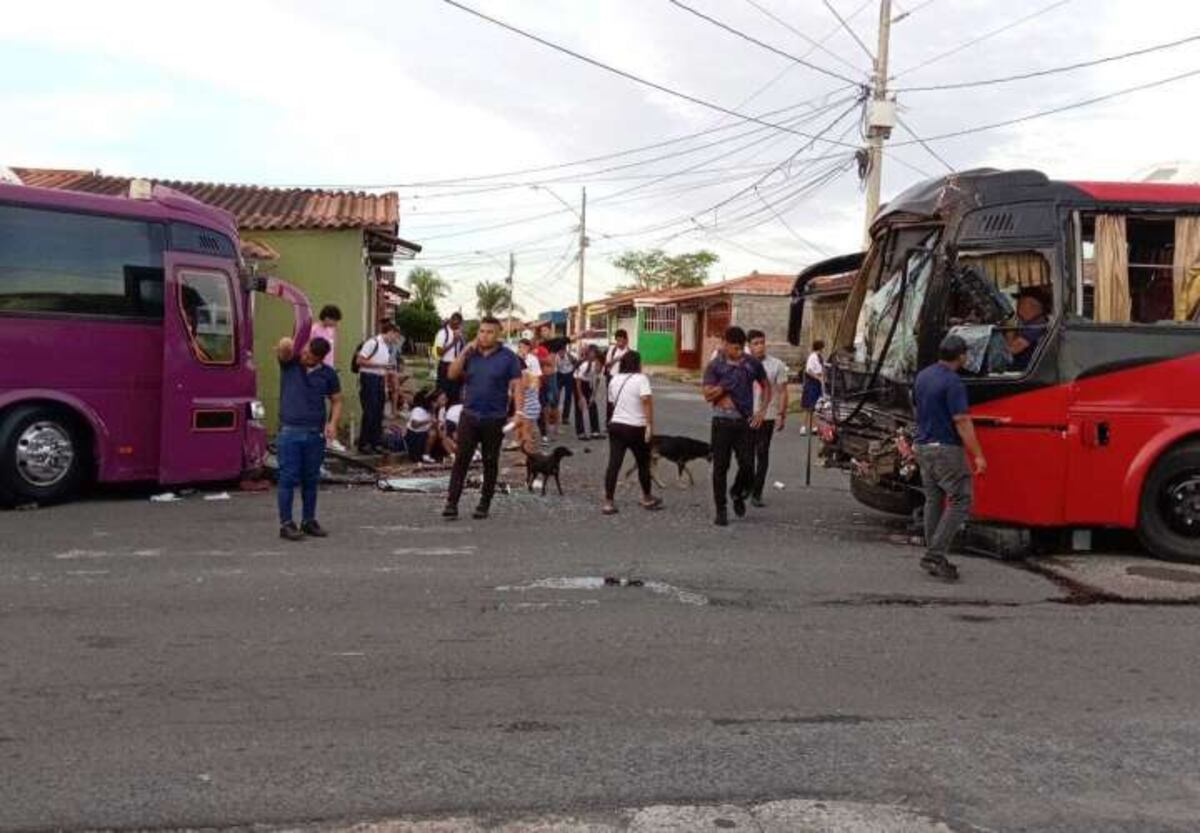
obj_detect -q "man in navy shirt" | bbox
[276,335,342,541]
[443,316,524,521]
[702,326,769,526]
[912,334,988,580]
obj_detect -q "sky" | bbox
[4,0,1200,317]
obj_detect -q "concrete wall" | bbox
[247,228,367,434]
[732,293,803,367]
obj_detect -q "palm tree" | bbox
[406,266,450,313]
[475,280,521,319]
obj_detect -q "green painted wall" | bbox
[636,309,676,365]
[247,228,367,434]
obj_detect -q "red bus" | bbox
[808,169,1200,563]
[0,181,311,505]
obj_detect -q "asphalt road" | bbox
[2,382,1198,832]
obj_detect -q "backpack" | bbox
[350,337,381,374]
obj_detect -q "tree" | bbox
[406,266,450,313]
[612,248,719,292]
[393,303,441,351]
[475,280,523,319]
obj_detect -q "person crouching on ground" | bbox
[442,317,523,521]
[276,335,342,541]
[912,334,988,581]
[702,326,769,527]
[602,350,662,515]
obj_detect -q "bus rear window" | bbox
[179,271,236,364]
[0,203,165,318]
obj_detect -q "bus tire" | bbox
[0,405,87,507]
[850,472,922,517]
[1137,441,1200,564]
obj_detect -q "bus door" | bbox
[948,247,1069,526]
[160,251,246,484]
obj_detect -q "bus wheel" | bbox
[1138,441,1200,564]
[0,405,86,506]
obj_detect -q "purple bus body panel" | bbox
[0,182,311,493]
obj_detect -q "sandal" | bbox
[640,497,664,511]
[602,505,619,516]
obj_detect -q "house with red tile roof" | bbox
[13,167,421,431]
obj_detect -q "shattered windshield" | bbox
[856,227,940,381]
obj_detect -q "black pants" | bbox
[557,371,575,421]
[711,417,753,511]
[575,382,599,436]
[358,373,386,450]
[605,422,652,500]
[447,412,504,509]
[749,419,776,499]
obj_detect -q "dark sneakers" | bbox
[750,495,766,509]
[473,504,490,520]
[714,509,729,527]
[279,522,304,542]
[732,495,747,518]
[301,520,328,538]
[442,504,459,521]
[920,553,960,581]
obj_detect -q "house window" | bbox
[642,305,677,333]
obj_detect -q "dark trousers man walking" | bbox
[357,373,386,452]
[446,413,504,518]
[748,419,775,502]
[711,417,754,522]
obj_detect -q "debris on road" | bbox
[204,492,231,501]
[150,492,182,503]
[377,476,450,493]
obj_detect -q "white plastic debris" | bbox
[773,481,786,490]
[150,492,181,503]
[204,492,231,501]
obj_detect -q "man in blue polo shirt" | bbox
[276,335,342,541]
[702,326,769,527]
[442,316,524,521]
[913,334,988,580]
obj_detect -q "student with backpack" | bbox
[433,312,466,401]
[354,322,401,454]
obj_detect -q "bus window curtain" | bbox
[1094,214,1131,323]
[1172,216,1200,320]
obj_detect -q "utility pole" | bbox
[506,251,515,341]
[863,0,895,246]
[576,187,588,336]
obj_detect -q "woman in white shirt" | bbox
[603,350,662,514]
[573,346,603,440]
[800,338,826,435]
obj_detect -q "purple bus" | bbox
[0,181,311,505]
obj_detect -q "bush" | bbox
[393,304,441,350]
[464,319,480,341]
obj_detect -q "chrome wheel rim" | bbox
[1162,473,1200,538]
[15,422,75,487]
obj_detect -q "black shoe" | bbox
[442,504,459,520]
[714,509,729,527]
[279,522,305,542]
[300,520,328,538]
[921,554,960,581]
[732,495,747,518]
[473,505,490,520]
[750,495,766,508]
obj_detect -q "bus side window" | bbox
[949,250,1053,377]
[178,271,236,364]
[1082,213,1200,324]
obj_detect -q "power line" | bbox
[895,32,1200,92]
[742,0,871,76]
[665,0,864,85]
[892,66,1200,146]
[892,0,1073,80]
[821,0,876,64]
[439,0,861,150]
[894,113,954,173]
[891,0,936,24]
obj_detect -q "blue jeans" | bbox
[277,427,325,525]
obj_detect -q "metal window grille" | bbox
[643,305,677,333]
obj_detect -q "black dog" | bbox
[524,446,574,495]
[625,434,712,489]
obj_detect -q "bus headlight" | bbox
[249,400,267,421]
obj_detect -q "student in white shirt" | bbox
[573,345,603,439]
[602,350,662,515]
[603,329,630,428]
[800,339,826,435]
[747,329,791,507]
[356,322,401,454]
[433,313,466,399]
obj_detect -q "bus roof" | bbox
[874,168,1200,231]
[0,180,239,238]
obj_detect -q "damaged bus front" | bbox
[818,168,1200,562]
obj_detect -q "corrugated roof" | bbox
[665,273,796,303]
[13,167,399,232]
